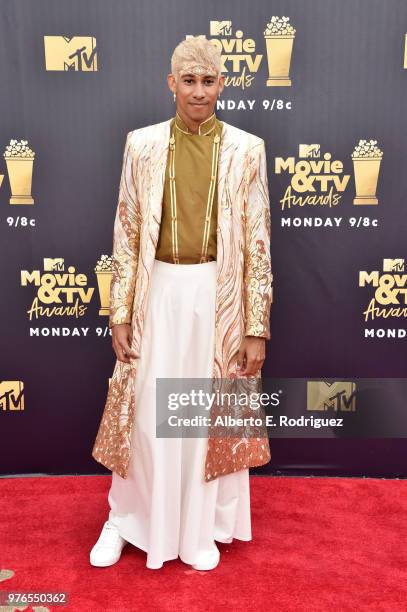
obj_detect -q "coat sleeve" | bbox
[108,131,141,328]
[243,139,273,340]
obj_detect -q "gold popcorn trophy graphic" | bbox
[351,139,383,205]
[94,254,113,316]
[3,139,35,204]
[263,16,296,86]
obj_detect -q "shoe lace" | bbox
[98,522,122,548]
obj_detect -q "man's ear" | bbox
[167,73,176,94]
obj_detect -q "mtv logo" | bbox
[299,144,320,158]
[307,381,356,412]
[210,21,232,36]
[44,258,64,271]
[383,259,404,272]
[44,36,97,71]
[0,381,25,411]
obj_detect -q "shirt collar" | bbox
[174,110,217,136]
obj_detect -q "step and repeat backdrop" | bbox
[1,0,407,477]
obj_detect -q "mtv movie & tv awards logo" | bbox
[21,258,95,323]
[275,140,383,229]
[20,255,116,336]
[20,256,114,334]
[359,259,407,338]
[190,17,296,93]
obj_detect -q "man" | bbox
[90,35,272,571]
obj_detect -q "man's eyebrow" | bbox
[182,73,215,78]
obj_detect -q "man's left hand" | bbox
[236,336,266,376]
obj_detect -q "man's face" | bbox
[168,71,225,125]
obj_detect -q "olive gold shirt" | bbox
[155,111,223,264]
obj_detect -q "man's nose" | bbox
[193,84,205,98]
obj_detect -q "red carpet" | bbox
[1,475,406,611]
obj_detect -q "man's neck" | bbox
[175,107,215,135]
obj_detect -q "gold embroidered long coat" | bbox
[92,116,273,482]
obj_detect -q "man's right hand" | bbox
[111,323,139,363]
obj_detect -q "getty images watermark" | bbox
[154,377,358,439]
[155,377,407,439]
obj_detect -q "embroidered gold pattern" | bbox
[92,360,135,478]
[178,62,218,78]
[243,142,272,339]
[108,133,142,329]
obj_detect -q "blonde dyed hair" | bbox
[171,35,221,82]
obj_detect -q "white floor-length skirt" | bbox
[108,258,252,569]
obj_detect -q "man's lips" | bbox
[190,103,208,106]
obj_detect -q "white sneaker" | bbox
[191,545,220,571]
[90,520,128,567]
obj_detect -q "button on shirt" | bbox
[155,111,223,264]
